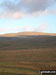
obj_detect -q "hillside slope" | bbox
[0,35,56,50]
[0,32,56,37]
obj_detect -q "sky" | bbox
[0,0,56,34]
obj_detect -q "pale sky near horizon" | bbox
[0,0,56,34]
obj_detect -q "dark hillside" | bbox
[0,35,56,50]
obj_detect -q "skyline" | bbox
[0,0,56,34]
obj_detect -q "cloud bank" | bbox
[0,0,56,19]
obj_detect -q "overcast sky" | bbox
[0,0,56,34]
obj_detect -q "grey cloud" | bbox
[21,0,56,13]
[0,0,21,12]
[0,0,56,13]
[0,0,56,19]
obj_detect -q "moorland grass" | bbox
[0,48,56,75]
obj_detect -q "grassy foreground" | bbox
[0,36,56,75]
[0,48,56,75]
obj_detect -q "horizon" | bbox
[0,0,56,34]
[0,31,56,35]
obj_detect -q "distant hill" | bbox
[0,32,56,37]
